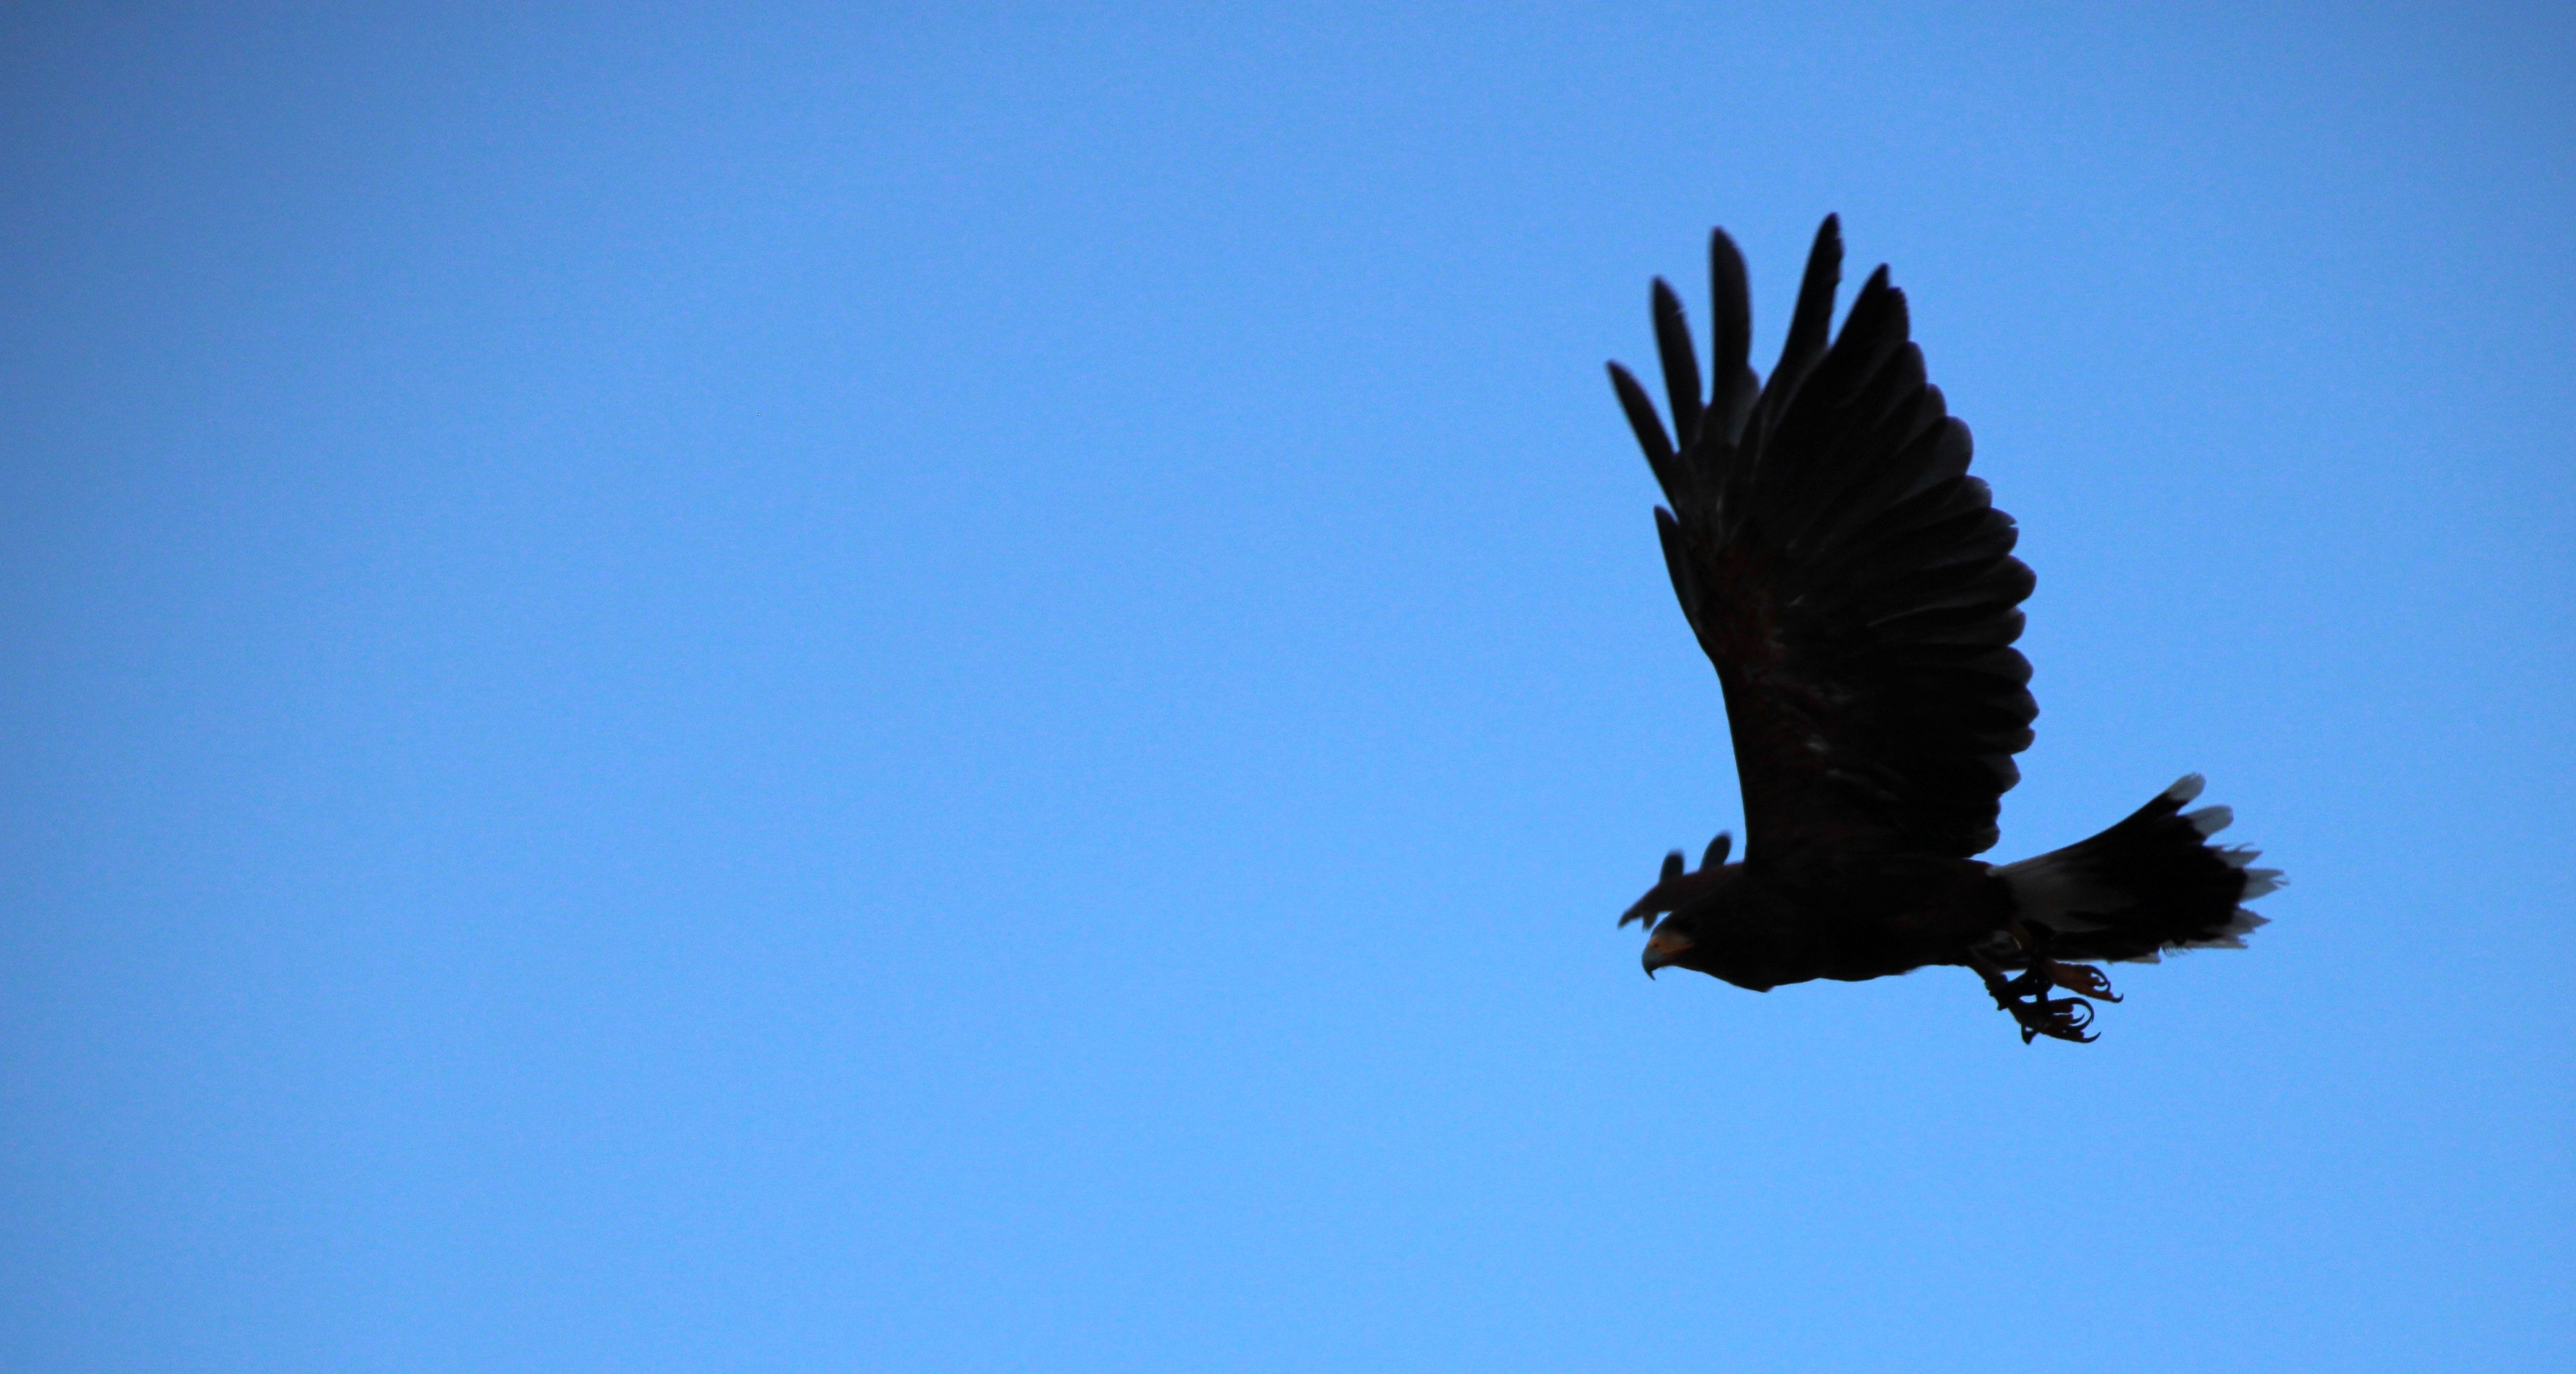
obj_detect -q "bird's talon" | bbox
[2046,963,2122,1002]
[1999,990,2097,1044]
[2038,996,2096,1041]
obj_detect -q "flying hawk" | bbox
[1608,216,2281,1043]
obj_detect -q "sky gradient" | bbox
[4,4,2572,1370]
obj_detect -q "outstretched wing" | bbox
[1608,216,2036,863]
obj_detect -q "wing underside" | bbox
[1609,217,2037,862]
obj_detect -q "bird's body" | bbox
[1608,218,2279,1042]
[1634,850,2004,992]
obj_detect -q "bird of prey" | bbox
[1607,216,2280,1043]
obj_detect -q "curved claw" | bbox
[2017,996,2098,1045]
[1965,946,2107,1044]
[2047,963,2123,1003]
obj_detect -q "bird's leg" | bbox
[1965,935,2100,1045]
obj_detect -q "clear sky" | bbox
[3,4,2570,1370]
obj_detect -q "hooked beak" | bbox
[1642,924,1696,979]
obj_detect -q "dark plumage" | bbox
[1608,217,2280,1043]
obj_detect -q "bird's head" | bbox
[1640,913,1702,979]
[1619,831,1734,978]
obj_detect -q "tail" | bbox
[1995,775,2283,964]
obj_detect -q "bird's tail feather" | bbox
[1995,776,2282,964]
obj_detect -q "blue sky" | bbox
[3,3,2570,1369]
